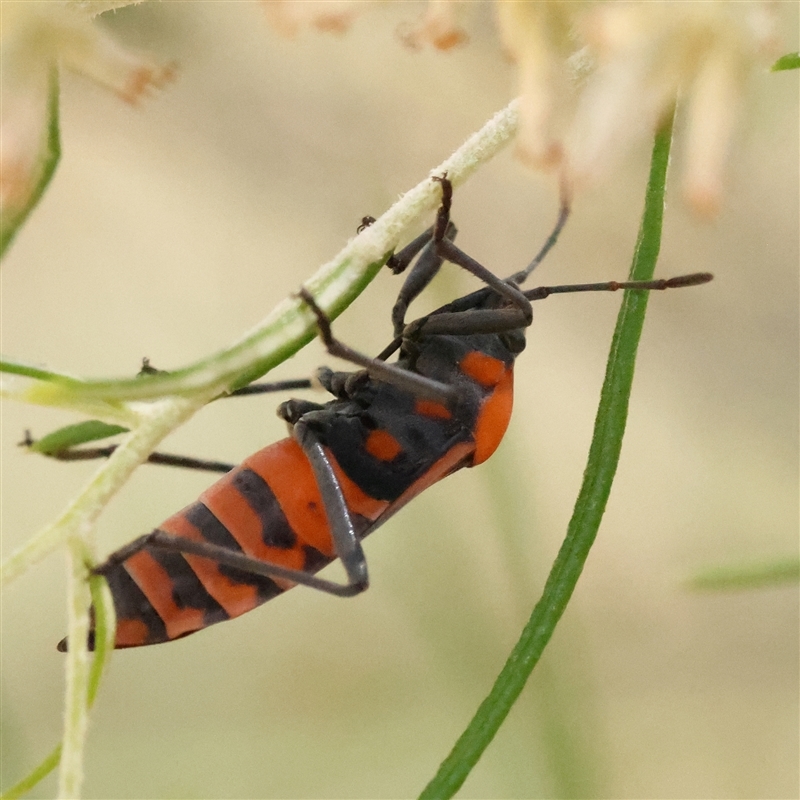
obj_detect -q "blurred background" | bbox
[1,3,797,798]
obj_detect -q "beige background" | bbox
[2,3,797,798]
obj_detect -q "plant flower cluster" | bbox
[0,1,173,223]
[265,0,780,216]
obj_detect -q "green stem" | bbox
[58,539,93,799]
[0,575,114,800]
[419,111,676,799]
[1,102,521,408]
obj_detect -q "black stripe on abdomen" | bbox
[183,502,284,603]
[145,545,230,627]
[231,467,297,549]
[105,562,168,645]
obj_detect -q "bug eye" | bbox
[501,330,526,354]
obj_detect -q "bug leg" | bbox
[90,417,372,601]
[313,366,369,399]
[433,238,532,323]
[401,302,531,339]
[359,212,435,280]
[277,398,328,425]
[21,431,238,474]
[292,416,369,591]
[427,175,533,329]
[92,530,367,598]
[385,226,434,275]
[391,221,457,337]
[507,187,571,285]
[361,211,435,277]
[92,420,371,598]
[380,175,537,342]
[226,378,314,396]
[138,357,161,375]
[523,272,714,301]
[297,288,458,406]
[138,354,316,399]
[24,374,320,474]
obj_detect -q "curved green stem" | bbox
[420,110,676,799]
[0,70,61,261]
[1,102,520,408]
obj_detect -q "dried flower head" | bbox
[562,2,780,216]
[398,0,468,51]
[496,1,576,171]
[261,0,781,216]
[500,1,780,216]
[0,1,174,220]
[260,0,362,37]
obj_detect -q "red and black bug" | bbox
[42,176,711,649]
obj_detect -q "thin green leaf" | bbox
[771,52,800,71]
[86,572,116,705]
[688,558,799,590]
[419,111,677,799]
[0,747,60,800]
[27,421,129,455]
[0,359,85,384]
[0,69,61,261]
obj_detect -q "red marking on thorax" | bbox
[415,399,452,420]
[365,429,403,461]
[472,367,514,465]
[459,351,506,387]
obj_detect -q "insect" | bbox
[42,176,712,649]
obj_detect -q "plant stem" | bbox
[419,110,676,799]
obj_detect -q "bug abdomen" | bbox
[103,438,389,647]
